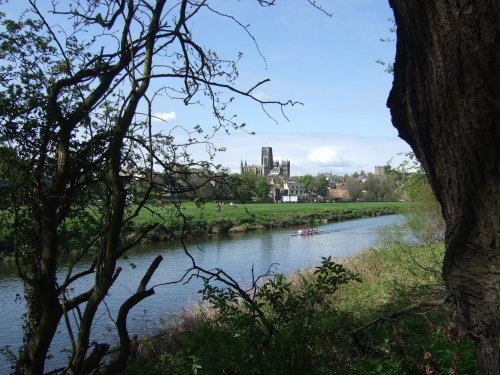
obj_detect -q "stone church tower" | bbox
[281,160,291,180]
[241,147,290,180]
[261,147,273,174]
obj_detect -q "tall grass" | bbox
[337,245,475,374]
[121,243,476,375]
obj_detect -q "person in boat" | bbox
[314,228,319,234]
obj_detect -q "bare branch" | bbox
[205,3,268,68]
[28,0,73,76]
[140,73,303,108]
[100,255,163,373]
[350,293,451,352]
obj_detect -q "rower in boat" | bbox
[294,228,324,236]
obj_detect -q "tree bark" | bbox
[387,1,500,373]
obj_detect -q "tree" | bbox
[315,175,329,197]
[0,146,24,255]
[0,1,299,374]
[297,174,314,191]
[382,153,445,247]
[387,2,500,372]
[255,177,271,201]
[362,173,398,201]
[402,156,445,245]
[344,177,363,200]
[183,168,218,201]
[234,172,260,202]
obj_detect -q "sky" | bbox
[147,0,411,176]
[7,0,411,177]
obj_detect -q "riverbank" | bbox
[122,243,477,375]
[130,201,405,244]
[0,202,404,262]
[0,215,402,374]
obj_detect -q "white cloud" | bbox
[306,147,359,167]
[152,111,176,122]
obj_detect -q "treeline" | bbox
[341,172,401,201]
[159,169,408,204]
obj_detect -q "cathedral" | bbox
[240,147,290,180]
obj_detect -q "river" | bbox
[0,214,401,373]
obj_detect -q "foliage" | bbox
[338,245,476,375]
[376,17,396,74]
[336,170,402,202]
[254,177,271,201]
[126,243,477,375]
[381,153,445,247]
[295,174,329,197]
[186,167,404,204]
[362,173,399,201]
[228,173,271,202]
[0,147,24,253]
[0,1,302,373]
[178,257,359,374]
[315,175,329,197]
[297,174,314,190]
[344,176,364,199]
[231,173,258,202]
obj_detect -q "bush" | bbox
[180,257,361,374]
[124,245,477,375]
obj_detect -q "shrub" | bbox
[184,257,360,374]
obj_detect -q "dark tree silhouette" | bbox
[388,1,500,372]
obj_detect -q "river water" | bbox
[0,214,401,373]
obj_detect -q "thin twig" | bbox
[350,293,451,352]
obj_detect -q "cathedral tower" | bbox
[261,147,273,174]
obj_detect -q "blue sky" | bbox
[149,0,411,176]
[8,0,410,176]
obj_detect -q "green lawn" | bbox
[131,201,406,228]
[0,201,406,258]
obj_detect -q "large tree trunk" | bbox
[387,1,500,373]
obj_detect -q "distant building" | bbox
[282,181,309,202]
[375,165,391,175]
[241,147,290,180]
[328,182,350,200]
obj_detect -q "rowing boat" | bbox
[291,230,328,237]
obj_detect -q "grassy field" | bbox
[130,201,405,237]
[135,201,404,220]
